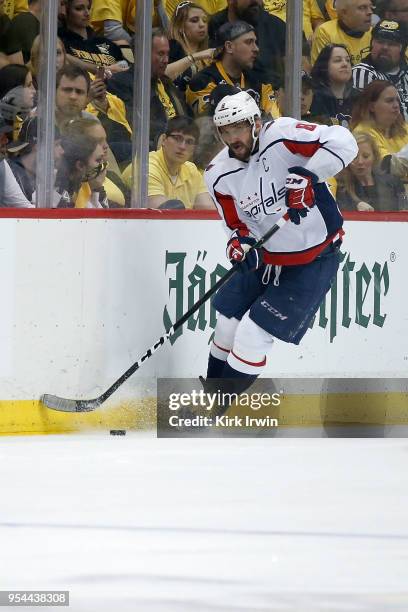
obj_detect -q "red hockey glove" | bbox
[285,166,318,225]
[226,232,260,274]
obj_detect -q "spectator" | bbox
[55,64,93,131]
[123,116,214,209]
[5,0,40,64]
[351,80,408,177]
[352,20,408,120]
[0,64,36,139]
[0,64,35,107]
[337,132,405,210]
[55,64,131,165]
[6,114,37,201]
[208,0,286,87]
[52,133,109,208]
[186,20,274,117]
[62,117,130,206]
[59,0,129,75]
[29,35,66,90]
[107,28,188,150]
[310,43,359,127]
[167,1,215,92]
[311,0,373,66]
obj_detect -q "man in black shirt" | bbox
[208,0,286,87]
[186,21,274,118]
[107,28,188,151]
[352,20,408,120]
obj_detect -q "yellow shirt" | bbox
[156,80,177,120]
[91,0,160,34]
[123,147,208,209]
[263,0,313,40]
[86,78,132,135]
[165,0,226,18]
[352,122,408,159]
[310,0,337,22]
[311,19,371,65]
[75,177,125,207]
[3,0,28,18]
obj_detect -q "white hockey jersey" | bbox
[205,117,358,265]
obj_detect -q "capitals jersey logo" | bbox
[242,178,286,219]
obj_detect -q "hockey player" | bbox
[203,90,358,397]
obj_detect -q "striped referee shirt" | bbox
[352,58,408,120]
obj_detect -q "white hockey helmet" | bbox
[213,91,261,129]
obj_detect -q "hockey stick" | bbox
[41,214,288,412]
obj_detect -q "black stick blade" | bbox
[40,394,100,412]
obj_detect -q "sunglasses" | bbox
[175,1,193,17]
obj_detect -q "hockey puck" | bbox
[110,430,126,435]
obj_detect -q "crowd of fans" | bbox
[0,0,407,211]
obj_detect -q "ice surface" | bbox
[1,434,408,611]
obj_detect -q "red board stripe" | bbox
[0,209,407,222]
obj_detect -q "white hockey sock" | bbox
[228,311,274,375]
[210,314,240,361]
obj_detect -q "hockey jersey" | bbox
[205,117,358,265]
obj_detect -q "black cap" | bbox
[372,20,406,45]
[215,20,255,47]
[7,116,38,154]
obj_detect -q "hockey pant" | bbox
[209,242,340,377]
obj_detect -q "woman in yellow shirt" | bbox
[351,80,408,178]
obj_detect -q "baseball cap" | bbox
[7,116,38,154]
[372,20,406,45]
[215,20,255,47]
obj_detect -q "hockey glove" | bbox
[285,166,318,225]
[226,232,260,274]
